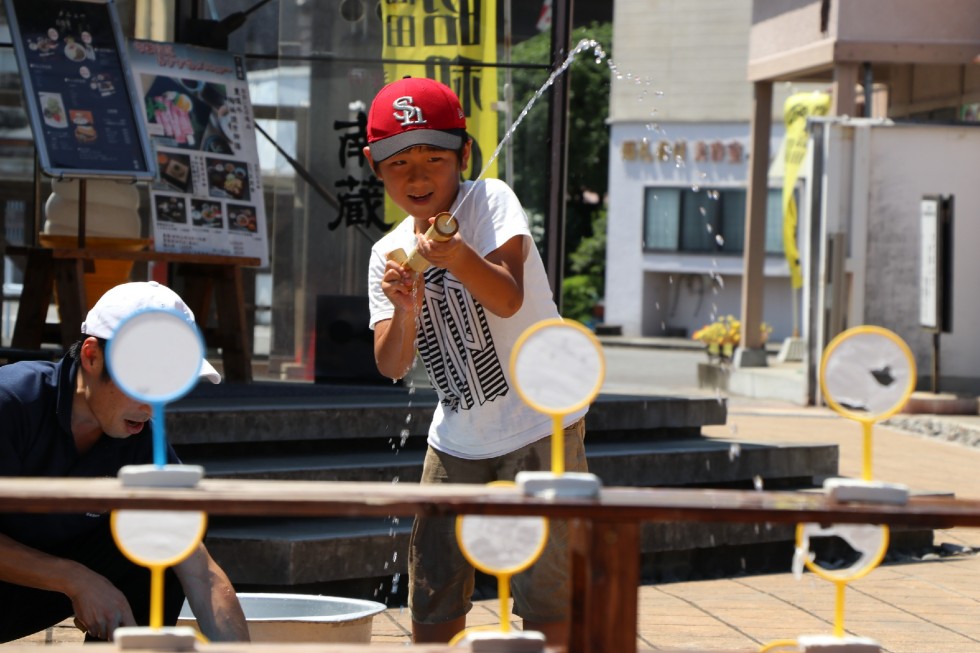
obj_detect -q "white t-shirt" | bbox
[369,179,587,459]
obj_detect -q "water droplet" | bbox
[384,561,389,569]
[404,414,412,424]
[705,459,711,471]
[709,534,716,546]
[700,207,708,218]
[691,184,700,192]
[729,423,738,437]
[753,475,764,491]
[392,552,398,562]
[740,557,747,570]
[715,234,725,246]
[654,302,660,309]
[728,443,741,461]
[400,429,410,447]
[654,90,665,97]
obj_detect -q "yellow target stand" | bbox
[110,510,206,650]
[786,523,889,653]
[451,482,549,652]
[819,325,917,505]
[510,319,605,498]
[765,325,915,653]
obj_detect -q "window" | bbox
[643,187,787,255]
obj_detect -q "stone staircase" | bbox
[164,382,927,599]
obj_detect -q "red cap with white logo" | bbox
[366,77,467,163]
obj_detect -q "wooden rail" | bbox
[0,478,977,653]
[0,644,745,653]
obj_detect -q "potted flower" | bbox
[692,315,772,363]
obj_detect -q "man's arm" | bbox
[173,543,249,642]
[0,531,136,640]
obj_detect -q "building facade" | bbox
[604,0,820,341]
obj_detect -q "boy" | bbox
[365,77,588,646]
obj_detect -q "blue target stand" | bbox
[105,308,213,650]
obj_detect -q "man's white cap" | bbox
[80,281,221,384]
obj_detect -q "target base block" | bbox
[824,477,909,505]
[458,630,546,652]
[118,464,204,488]
[516,471,601,498]
[798,634,881,652]
[114,626,197,651]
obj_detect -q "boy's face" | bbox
[368,141,471,223]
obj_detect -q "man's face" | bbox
[88,374,152,439]
[80,338,152,439]
[369,142,471,222]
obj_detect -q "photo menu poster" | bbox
[128,39,269,267]
[4,0,155,178]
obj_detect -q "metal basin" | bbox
[178,592,386,643]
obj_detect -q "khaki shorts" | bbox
[408,419,587,625]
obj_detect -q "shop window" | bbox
[643,187,786,255]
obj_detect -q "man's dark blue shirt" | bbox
[0,357,177,550]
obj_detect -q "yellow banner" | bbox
[783,91,829,289]
[380,0,498,225]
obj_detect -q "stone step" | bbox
[202,503,936,590]
[184,439,838,489]
[191,436,842,590]
[166,385,728,446]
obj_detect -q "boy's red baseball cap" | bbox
[367,77,467,163]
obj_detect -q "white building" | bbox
[604,0,821,342]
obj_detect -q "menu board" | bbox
[4,0,155,179]
[128,40,269,267]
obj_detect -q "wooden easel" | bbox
[6,244,259,382]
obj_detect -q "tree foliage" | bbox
[508,22,612,215]
[506,22,612,322]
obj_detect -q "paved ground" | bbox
[8,343,980,651]
[367,402,980,652]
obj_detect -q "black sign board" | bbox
[4,0,156,179]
